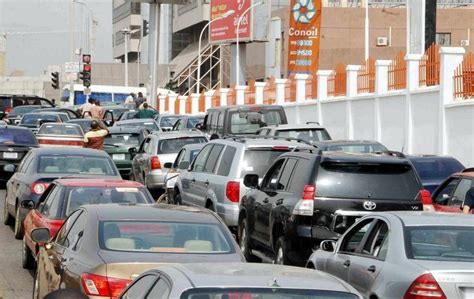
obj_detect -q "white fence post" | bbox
[346,65,361,97]
[220,88,230,107]
[204,90,215,111]
[405,54,422,91]
[317,70,332,101]
[275,79,287,105]
[295,73,309,103]
[178,96,187,115]
[191,93,200,115]
[254,82,266,105]
[375,60,391,95]
[235,85,247,105]
[158,95,166,114]
[168,94,177,113]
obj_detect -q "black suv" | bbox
[238,150,425,266]
[0,95,54,119]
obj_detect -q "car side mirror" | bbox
[320,240,336,253]
[31,228,51,244]
[163,162,173,169]
[243,174,259,189]
[21,200,35,210]
[442,194,450,200]
[3,164,15,173]
[179,161,190,170]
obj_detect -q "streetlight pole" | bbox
[74,0,95,55]
[236,1,263,87]
[121,28,131,87]
[365,0,370,61]
[196,10,235,94]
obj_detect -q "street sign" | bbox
[84,87,92,96]
[64,62,80,73]
[64,73,78,81]
[210,0,251,43]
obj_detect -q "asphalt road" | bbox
[0,187,34,299]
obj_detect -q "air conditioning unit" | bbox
[460,40,470,47]
[377,37,389,47]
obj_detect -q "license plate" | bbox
[113,154,126,161]
[3,152,18,159]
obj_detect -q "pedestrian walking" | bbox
[124,92,136,104]
[84,120,109,150]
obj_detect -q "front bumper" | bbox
[216,202,239,227]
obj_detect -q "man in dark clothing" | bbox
[135,102,157,119]
[135,92,146,108]
[462,187,474,214]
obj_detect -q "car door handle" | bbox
[276,199,283,206]
[191,178,196,183]
[367,265,376,273]
[204,180,209,186]
[343,260,350,268]
[263,198,269,204]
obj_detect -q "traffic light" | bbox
[143,19,149,37]
[81,63,91,87]
[51,72,59,89]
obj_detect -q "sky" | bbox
[0,0,113,76]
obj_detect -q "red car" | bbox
[20,179,154,269]
[429,168,474,213]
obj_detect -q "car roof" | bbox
[151,131,206,139]
[108,126,146,134]
[55,179,144,188]
[452,169,474,178]
[207,104,283,111]
[23,112,60,117]
[285,150,411,164]
[214,137,315,148]
[262,123,324,130]
[11,105,43,109]
[30,147,110,157]
[0,125,35,132]
[83,204,220,223]
[115,118,156,124]
[373,211,474,227]
[150,263,354,292]
[182,143,206,151]
[316,139,381,145]
[406,155,460,161]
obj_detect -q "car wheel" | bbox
[174,192,182,205]
[22,236,35,269]
[206,202,214,212]
[156,193,168,204]
[32,269,40,299]
[3,197,13,226]
[239,218,260,262]
[14,206,24,239]
[275,237,290,265]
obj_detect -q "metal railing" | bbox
[454,53,474,99]
[328,64,347,97]
[388,51,407,90]
[419,44,440,87]
[358,58,376,94]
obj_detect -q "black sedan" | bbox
[3,147,121,239]
[31,204,244,298]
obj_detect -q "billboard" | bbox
[287,0,322,75]
[210,0,252,43]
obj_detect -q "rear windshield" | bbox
[66,187,151,216]
[406,227,474,262]
[230,110,284,134]
[99,221,233,254]
[105,133,140,147]
[119,121,158,132]
[276,129,331,143]
[20,114,58,125]
[158,137,207,154]
[325,143,388,153]
[0,128,37,146]
[38,124,83,136]
[411,159,464,181]
[38,155,117,176]
[316,162,420,200]
[242,149,288,177]
[160,116,180,127]
[181,289,359,299]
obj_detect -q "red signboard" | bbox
[210,0,252,43]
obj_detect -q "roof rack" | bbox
[291,146,322,155]
[306,121,321,125]
[374,151,406,158]
[221,135,318,147]
[462,167,474,173]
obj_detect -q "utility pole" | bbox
[121,28,132,87]
[148,3,160,107]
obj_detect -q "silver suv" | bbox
[173,137,314,228]
[257,123,331,144]
[131,131,208,192]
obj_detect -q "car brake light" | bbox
[420,189,433,205]
[272,146,289,151]
[81,272,131,298]
[293,185,315,216]
[404,273,446,299]
[31,182,49,195]
[5,108,12,114]
[150,156,161,170]
[226,181,240,203]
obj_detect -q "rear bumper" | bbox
[216,202,239,227]
[145,170,168,190]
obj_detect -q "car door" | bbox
[348,219,389,297]
[325,219,376,284]
[6,151,34,216]
[432,177,460,212]
[449,178,474,212]
[181,144,212,206]
[195,144,224,209]
[133,137,152,183]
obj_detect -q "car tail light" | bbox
[420,190,433,205]
[31,182,49,195]
[404,273,446,299]
[81,272,131,298]
[150,156,161,170]
[5,108,12,114]
[272,146,289,151]
[226,181,240,203]
[293,184,315,216]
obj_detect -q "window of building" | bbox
[436,33,451,46]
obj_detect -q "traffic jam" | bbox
[0,95,473,299]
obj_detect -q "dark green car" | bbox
[103,127,148,179]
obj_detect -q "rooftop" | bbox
[55,179,144,188]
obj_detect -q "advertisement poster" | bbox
[210,0,252,43]
[287,0,322,74]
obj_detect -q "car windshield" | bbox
[38,155,117,175]
[0,128,37,146]
[160,116,180,127]
[411,158,465,181]
[242,149,290,177]
[276,129,331,143]
[66,187,150,216]
[158,137,207,154]
[187,117,203,128]
[99,221,232,254]
[11,106,39,114]
[38,124,83,136]
[407,227,474,262]
[230,110,283,134]
[316,162,420,200]
[20,114,58,125]
[181,289,359,299]
[325,143,388,153]
[119,121,158,132]
[105,133,140,146]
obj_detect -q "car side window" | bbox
[217,146,236,176]
[434,178,460,205]
[339,219,375,254]
[193,145,213,172]
[262,159,285,190]
[54,210,82,246]
[204,144,224,173]
[277,158,298,191]
[63,211,87,251]
[173,149,186,168]
[144,138,154,154]
[146,277,171,299]
[451,179,473,207]
[121,275,158,299]
[361,220,389,260]
[217,112,224,134]
[19,153,34,174]
[41,186,62,219]
[138,138,149,153]
[17,152,32,173]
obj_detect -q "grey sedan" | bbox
[120,263,362,299]
[307,212,474,299]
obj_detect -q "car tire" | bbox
[156,193,168,204]
[239,218,260,262]
[174,192,182,205]
[14,206,24,239]
[22,236,35,269]
[3,197,13,226]
[275,236,291,265]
